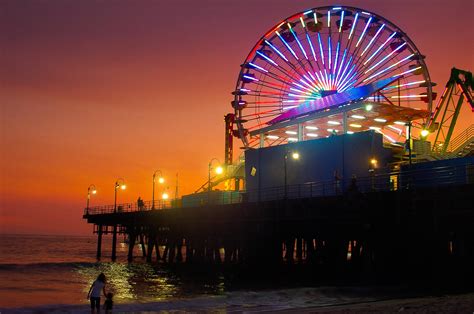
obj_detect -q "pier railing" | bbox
[85,161,473,216]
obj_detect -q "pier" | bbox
[84,159,474,279]
[82,4,474,282]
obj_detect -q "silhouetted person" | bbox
[103,292,113,314]
[137,197,144,211]
[87,273,107,314]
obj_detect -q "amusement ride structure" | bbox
[218,5,473,191]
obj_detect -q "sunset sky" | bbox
[1,0,473,235]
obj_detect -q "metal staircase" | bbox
[433,124,474,159]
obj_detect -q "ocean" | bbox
[0,234,414,313]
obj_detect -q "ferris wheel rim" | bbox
[232,5,433,148]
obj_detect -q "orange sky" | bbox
[1,0,473,235]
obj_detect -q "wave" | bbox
[0,261,100,270]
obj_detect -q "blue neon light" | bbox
[306,33,317,61]
[335,48,347,83]
[339,11,345,32]
[364,32,396,65]
[248,62,269,73]
[348,13,359,39]
[333,42,340,75]
[276,31,299,60]
[336,55,352,86]
[328,36,332,70]
[338,61,355,87]
[363,53,414,82]
[256,50,278,66]
[317,33,325,64]
[264,40,289,62]
[243,74,258,82]
[356,17,372,47]
[289,27,308,59]
[361,24,385,56]
[365,42,407,73]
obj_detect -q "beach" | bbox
[2,289,474,313]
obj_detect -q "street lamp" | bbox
[114,178,126,213]
[208,158,224,204]
[284,150,300,199]
[152,170,165,209]
[112,177,126,262]
[86,184,97,215]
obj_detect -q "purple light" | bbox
[268,77,398,124]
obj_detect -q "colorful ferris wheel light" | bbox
[233,6,433,148]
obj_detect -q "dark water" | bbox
[0,234,433,312]
[0,234,229,308]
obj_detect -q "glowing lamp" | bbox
[162,193,169,200]
[120,184,126,190]
[158,177,165,184]
[215,166,224,175]
[292,152,300,160]
[91,189,97,195]
[365,104,373,111]
[420,129,429,137]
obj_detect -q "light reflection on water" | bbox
[76,262,225,304]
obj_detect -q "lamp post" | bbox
[284,150,299,199]
[86,184,97,215]
[208,158,223,204]
[152,170,164,210]
[114,178,126,213]
[112,178,126,262]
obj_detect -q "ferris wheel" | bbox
[232,6,435,148]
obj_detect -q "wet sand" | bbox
[283,293,474,313]
[2,289,473,313]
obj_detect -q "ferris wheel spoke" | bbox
[360,24,385,57]
[362,53,415,83]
